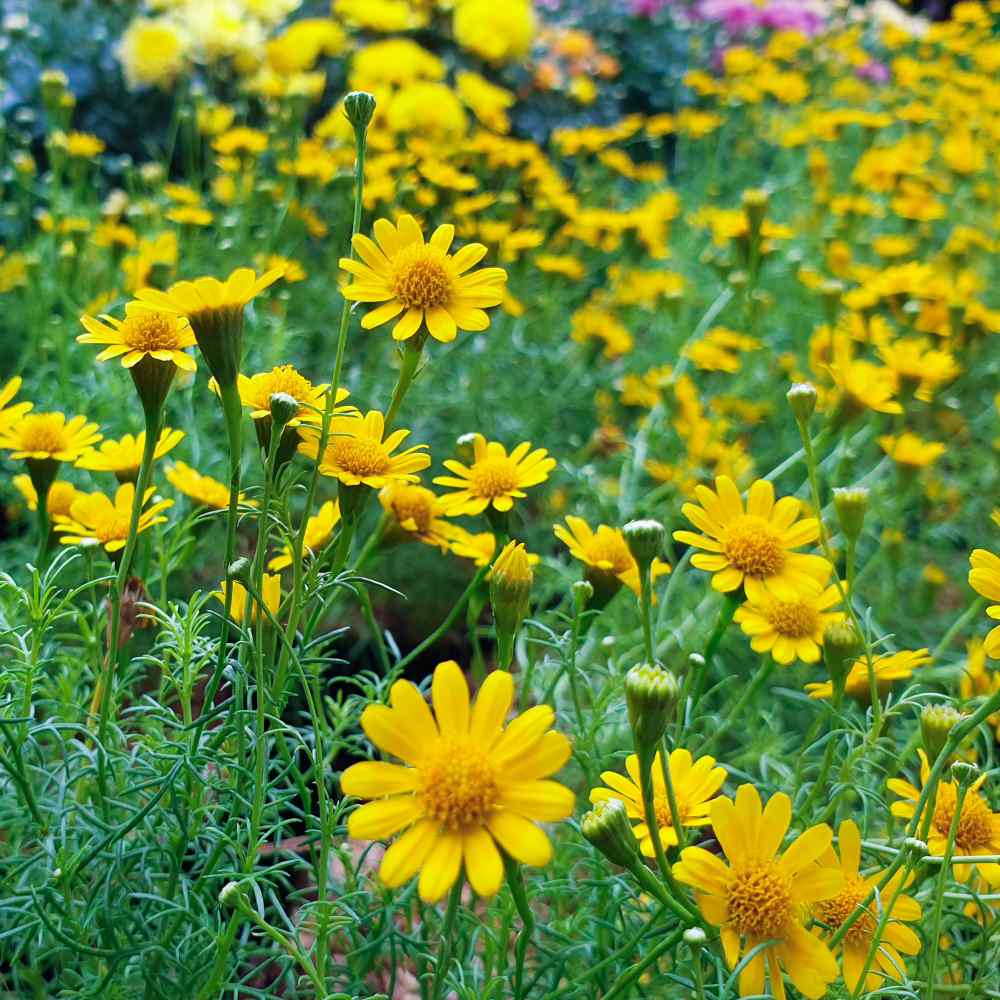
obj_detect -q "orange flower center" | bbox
[421,739,498,830]
[726,861,794,939]
[722,516,786,579]
[122,312,184,351]
[390,487,436,534]
[330,436,390,478]
[814,876,876,944]
[46,482,77,517]
[19,415,69,454]
[469,456,519,499]
[585,533,635,575]
[933,785,994,853]
[248,366,315,412]
[763,599,818,638]
[392,244,453,310]
[96,513,130,544]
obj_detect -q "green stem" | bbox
[505,858,535,1000]
[659,734,686,851]
[384,339,423,431]
[431,879,463,1000]
[602,927,686,1000]
[33,501,49,573]
[638,564,656,666]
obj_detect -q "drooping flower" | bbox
[76,428,185,482]
[673,784,842,999]
[674,477,831,602]
[298,411,430,489]
[888,751,1000,886]
[212,574,282,625]
[378,482,453,550]
[434,434,555,516]
[268,501,340,571]
[54,483,172,554]
[340,215,507,343]
[0,412,101,462]
[78,302,196,372]
[734,584,844,665]
[805,649,931,701]
[589,749,726,857]
[969,549,1000,658]
[878,433,946,471]
[441,524,503,566]
[815,820,922,992]
[12,475,79,519]
[341,660,573,902]
[165,461,251,510]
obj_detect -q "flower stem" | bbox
[431,878,463,1000]
[505,857,535,1000]
[384,338,423,432]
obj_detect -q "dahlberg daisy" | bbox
[269,501,340,571]
[805,649,931,701]
[969,549,1000,657]
[733,583,844,665]
[76,428,185,482]
[54,483,172,554]
[165,461,252,510]
[0,376,32,432]
[378,482,453,550]
[213,574,282,625]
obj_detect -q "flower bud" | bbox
[921,703,964,763]
[490,541,533,668]
[822,621,863,693]
[950,759,978,786]
[218,881,246,908]
[741,187,769,233]
[683,927,707,945]
[268,391,299,429]
[228,557,252,583]
[581,799,639,869]
[786,382,818,425]
[833,486,869,543]
[571,579,594,613]
[343,91,376,131]
[623,519,665,573]
[903,836,929,859]
[625,663,679,751]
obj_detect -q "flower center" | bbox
[763,599,818,638]
[20,415,69,454]
[933,785,994,852]
[585,534,635,575]
[122,312,182,351]
[250,366,314,411]
[420,739,498,830]
[97,514,130,544]
[814,876,876,944]
[392,244,453,310]
[726,861,795,940]
[390,487,435,533]
[722,516,786,579]
[470,456,520,498]
[653,793,684,830]
[330,436,390,477]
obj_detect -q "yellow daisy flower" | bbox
[340,214,507,343]
[589,748,726,857]
[379,482,453,550]
[805,649,931,701]
[212,574,282,625]
[78,301,196,371]
[733,584,844,665]
[0,412,102,462]
[165,461,251,510]
[54,483,172,553]
[878,433,946,471]
[827,360,902,418]
[888,751,1000,887]
[672,784,842,1000]
[0,376,32,431]
[76,428,185,482]
[298,411,430,489]
[434,434,556,516]
[228,365,353,426]
[554,515,670,599]
[815,820,922,993]
[268,501,340,571]
[135,266,284,324]
[960,639,1000,738]
[441,524,502,566]
[969,549,1000,657]
[674,476,831,602]
[12,475,79,518]
[341,660,573,902]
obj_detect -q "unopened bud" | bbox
[581,799,639,868]
[623,519,665,572]
[268,391,299,428]
[950,760,978,786]
[625,663,679,751]
[572,579,594,613]
[903,836,929,858]
[822,621,863,691]
[921,703,964,763]
[741,187,769,232]
[833,487,869,543]
[786,382,818,425]
[343,91,376,131]
[490,541,532,668]
[228,557,251,583]
[219,881,246,908]
[683,926,707,945]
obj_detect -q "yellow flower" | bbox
[878,337,960,400]
[119,17,186,90]
[827,360,902,417]
[225,365,352,426]
[960,639,1000,737]
[0,376,32,432]
[0,412,101,462]
[12,475,79,518]
[379,483,452,549]
[441,524,501,566]
[554,516,670,597]
[815,820,922,992]
[298,411,430,489]
[878,433,946,470]
[589,749,726,857]
[805,649,931,701]
[888,751,1000,887]
[78,301,196,372]
[969,549,1000,657]
[54,483,172,553]
[54,131,106,159]
[165,461,250,510]
[673,785,842,1000]
[76,428,185,482]
[453,0,535,64]
[340,215,507,343]
[212,574,282,625]
[434,434,555,516]
[341,660,573,902]
[269,501,340,571]
[674,476,831,602]
[734,584,844,665]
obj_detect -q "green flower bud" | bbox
[343,91,376,131]
[833,486,869,543]
[218,881,246,908]
[903,836,929,859]
[623,519,665,572]
[741,187,769,232]
[683,926,707,946]
[950,759,978,787]
[571,579,594,613]
[786,382,818,425]
[268,391,299,428]
[921,703,964,764]
[822,621,863,693]
[581,799,639,869]
[227,557,252,583]
[490,541,533,668]
[625,663,679,751]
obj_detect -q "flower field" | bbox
[2,0,1000,996]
